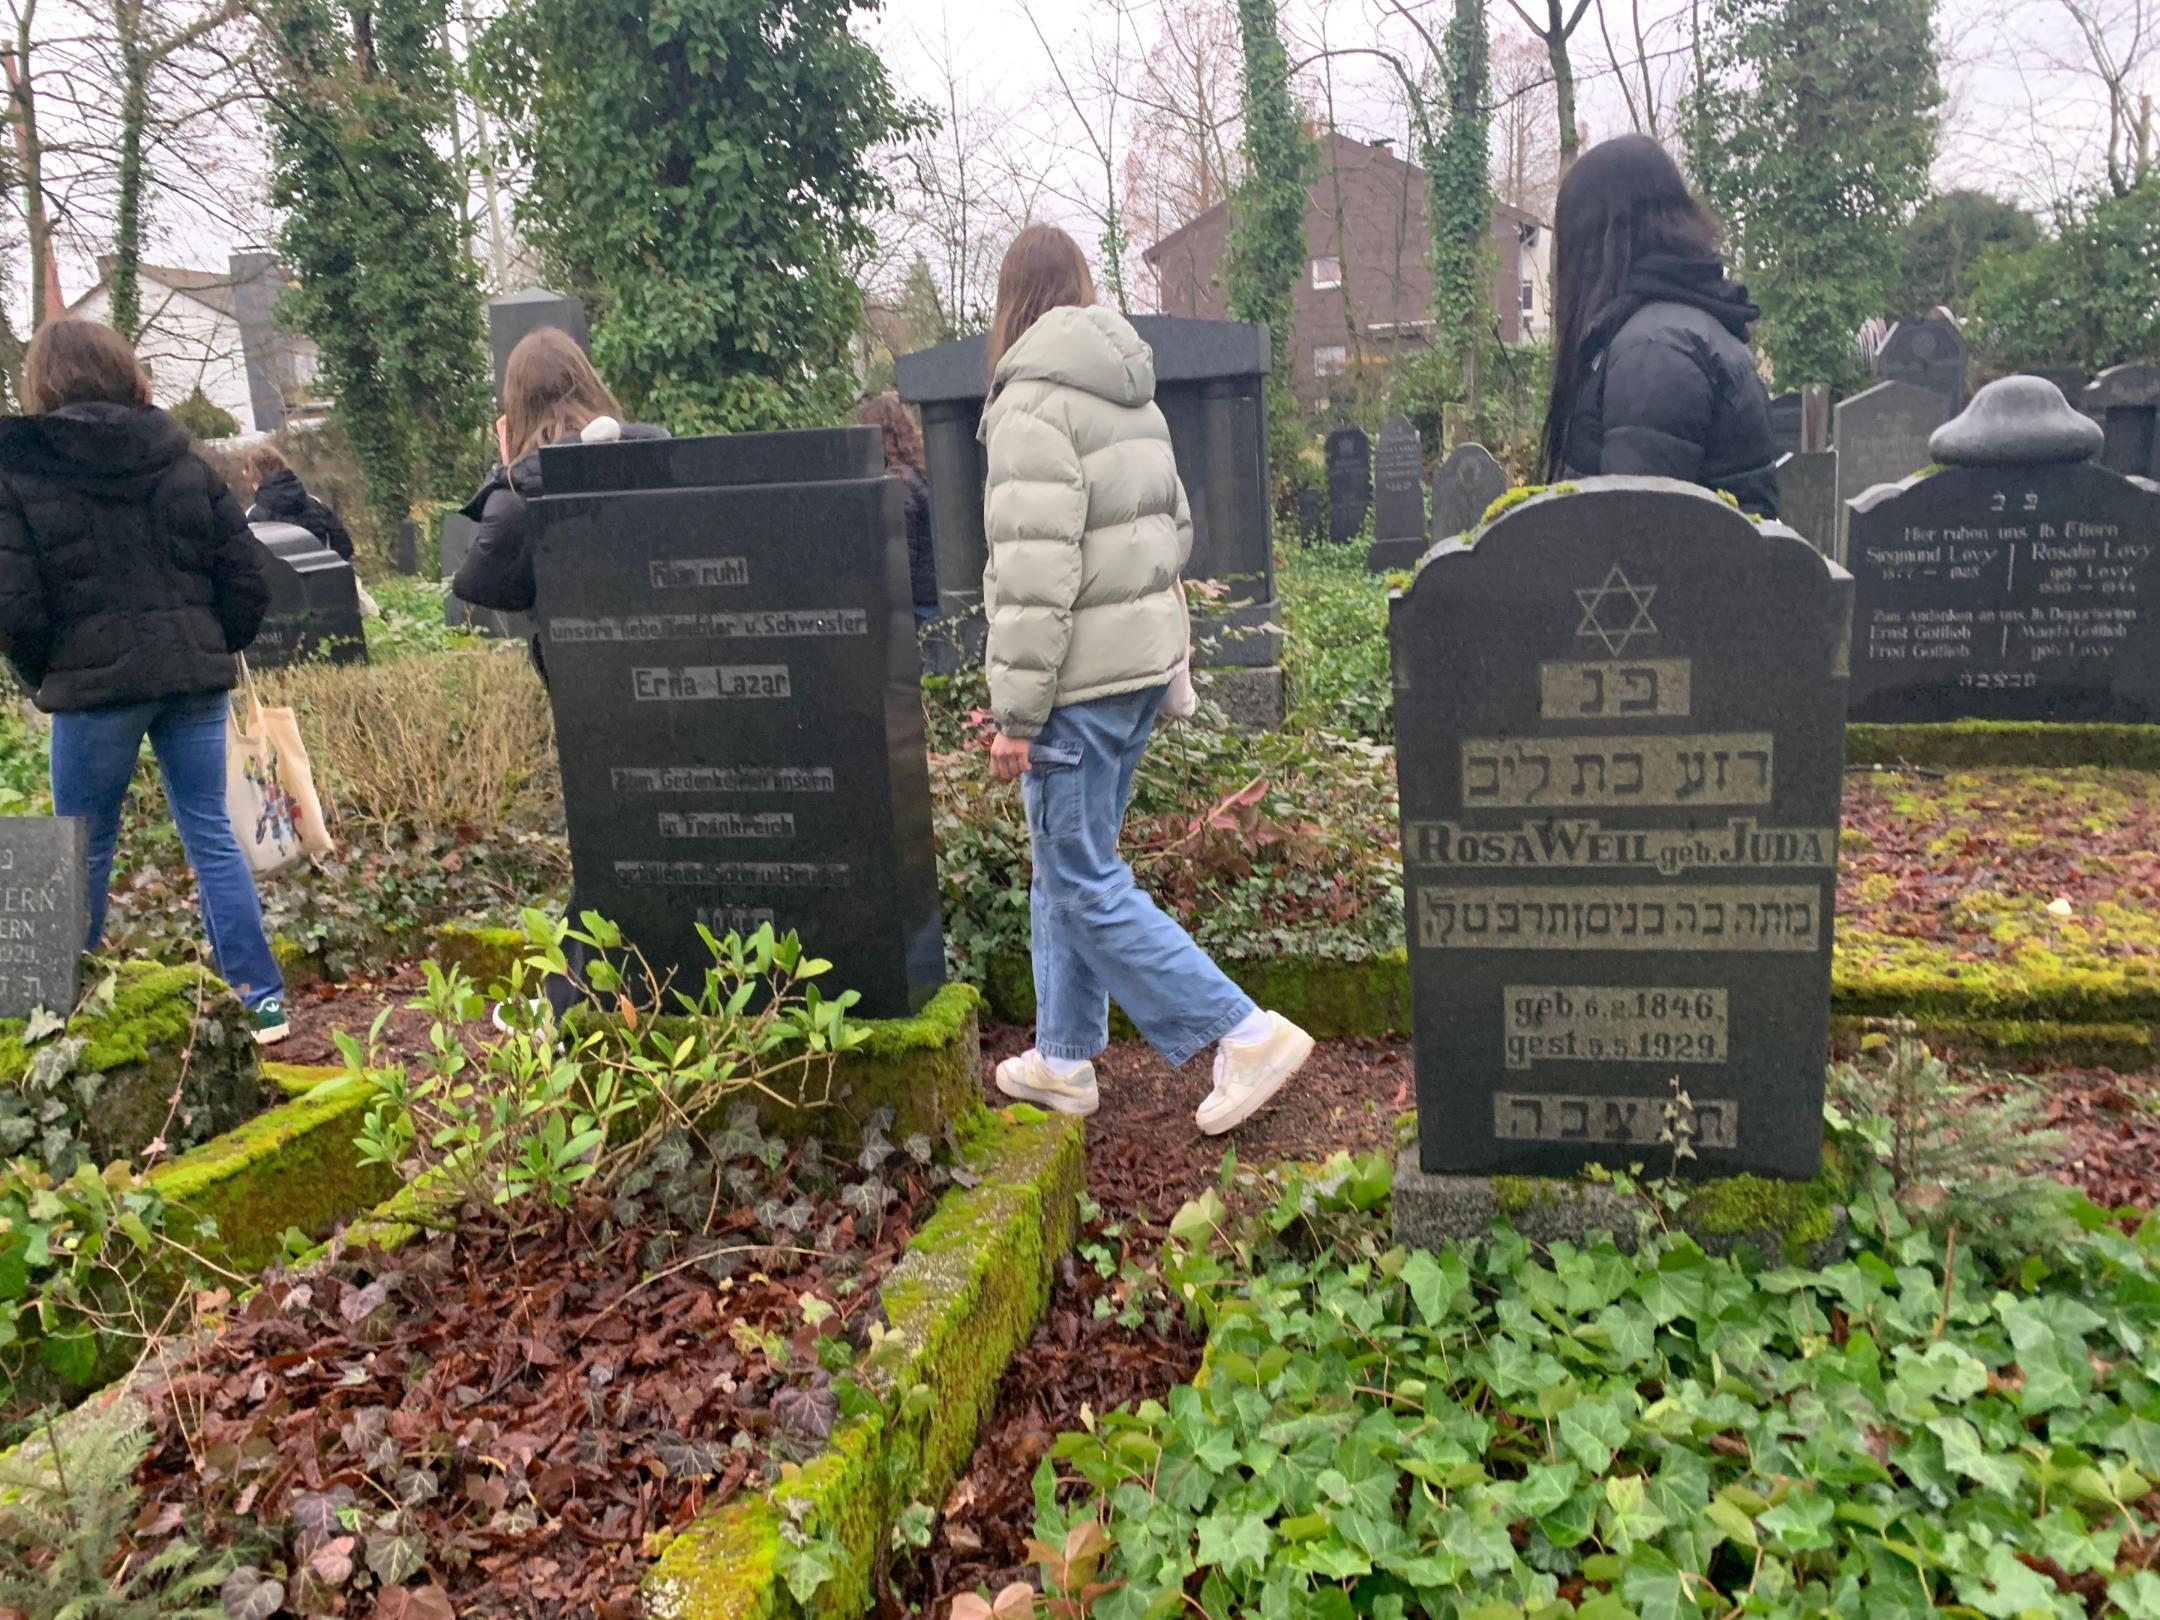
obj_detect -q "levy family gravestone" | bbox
[1371,442,1506,573]
[246,522,366,669]
[1835,380,1949,563]
[1875,315,1968,411]
[1326,425,1372,542]
[528,428,944,1019]
[1847,375,2159,723]
[1776,451,1838,557]
[0,818,85,1018]
[1388,478,1851,1192]
[2085,365,2160,481]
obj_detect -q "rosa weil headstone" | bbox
[246,522,366,669]
[1389,478,1850,1189]
[1371,442,1506,573]
[529,428,944,1018]
[1847,375,2159,723]
[1834,380,1949,564]
[1326,425,1372,542]
[0,818,85,1018]
[1370,414,1424,553]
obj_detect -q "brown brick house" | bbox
[1142,131,1550,408]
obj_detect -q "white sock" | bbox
[1223,1008,1272,1048]
[1036,1050,1091,1080]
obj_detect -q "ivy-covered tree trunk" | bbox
[1685,0,1940,390]
[1223,0,1310,501]
[110,0,149,341]
[482,0,921,435]
[1424,0,1490,415]
[263,0,489,531]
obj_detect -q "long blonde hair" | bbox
[502,327,621,463]
[986,224,1095,379]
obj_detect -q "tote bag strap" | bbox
[232,654,267,732]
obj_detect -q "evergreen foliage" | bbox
[484,0,924,435]
[170,387,238,441]
[1685,0,1941,390]
[1420,0,1491,408]
[1894,189,2040,319]
[1967,179,2160,373]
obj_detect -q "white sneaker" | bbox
[1195,1013,1314,1136]
[994,1050,1100,1116]
[490,997,552,1036]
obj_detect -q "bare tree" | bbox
[1017,0,1141,307]
[1491,28,1559,212]
[1118,0,1246,261]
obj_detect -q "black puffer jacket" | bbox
[248,467,353,560]
[1560,256,1781,517]
[452,422,670,615]
[897,464,937,612]
[0,403,268,712]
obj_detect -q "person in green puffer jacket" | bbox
[978,223,1313,1136]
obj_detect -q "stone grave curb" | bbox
[644,1106,1087,1620]
[980,951,2158,1063]
[1845,722,2160,770]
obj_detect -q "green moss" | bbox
[261,1061,343,1099]
[1845,722,2160,771]
[0,961,214,1080]
[1490,1175,1569,1214]
[1680,1172,1839,1263]
[428,923,530,988]
[1831,1015,2154,1071]
[271,934,325,992]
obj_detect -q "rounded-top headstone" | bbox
[2084,364,2160,410]
[1927,375,2105,468]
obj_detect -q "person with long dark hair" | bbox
[978,222,1313,1135]
[855,392,938,624]
[1540,136,1779,516]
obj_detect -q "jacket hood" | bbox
[0,403,196,498]
[992,306,1157,409]
[250,466,309,517]
[1587,254,1760,350]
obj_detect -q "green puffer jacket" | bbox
[980,305,1191,739]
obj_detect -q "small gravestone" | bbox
[1848,375,2159,723]
[1326,425,1372,542]
[2084,365,2160,481]
[0,818,85,1018]
[247,522,366,668]
[1389,478,1850,1194]
[1876,315,1968,411]
[1373,443,1507,574]
[394,519,419,577]
[1835,380,1950,563]
[530,427,944,1018]
[1776,450,1838,557]
[1767,392,1804,459]
[1370,414,1425,549]
[487,288,590,398]
[439,510,536,640]
[1297,487,1324,541]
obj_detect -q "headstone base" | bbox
[1364,535,1431,575]
[1391,1148,1844,1266]
[1203,664,1285,730]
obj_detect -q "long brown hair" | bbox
[22,318,153,415]
[502,327,621,463]
[856,392,924,476]
[986,224,1095,378]
[240,442,290,485]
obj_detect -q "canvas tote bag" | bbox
[226,658,334,878]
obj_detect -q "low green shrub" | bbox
[1278,541,1393,742]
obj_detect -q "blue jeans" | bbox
[1023,686,1254,1066]
[50,691,286,1010]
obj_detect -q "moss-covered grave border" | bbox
[1846,721,2160,770]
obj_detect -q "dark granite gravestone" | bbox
[896,318,1284,725]
[2020,368,2090,409]
[247,522,367,669]
[487,288,590,397]
[528,427,944,1019]
[1768,392,1803,459]
[1370,414,1424,549]
[1372,442,1506,573]
[2084,365,2160,481]
[1297,487,1325,542]
[1835,380,1950,564]
[395,519,419,577]
[1875,315,1968,411]
[1389,477,1851,1183]
[1848,375,2159,724]
[0,817,86,1017]
[1776,450,1838,557]
[1325,425,1372,543]
[438,510,536,640]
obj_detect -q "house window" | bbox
[1521,280,1535,313]
[1519,223,1541,250]
[1310,256,1342,291]
[1313,343,1349,377]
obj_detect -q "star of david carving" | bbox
[1575,565,1659,655]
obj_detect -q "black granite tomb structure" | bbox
[1848,375,2159,724]
[487,289,591,396]
[1369,413,1424,551]
[527,427,945,1019]
[898,317,1284,727]
[1767,392,1803,459]
[1325,424,1371,543]
[2084,364,2160,482]
[0,817,86,1017]
[247,522,367,669]
[1389,477,1851,1182]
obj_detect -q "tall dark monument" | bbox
[1389,478,1851,1186]
[1325,425,1372,543]
[529,429,944,1018]
[1364,414,1425,569]
[487,288,591,396]
[1875,314,1968,411]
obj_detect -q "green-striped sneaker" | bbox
[251,998,291,1048]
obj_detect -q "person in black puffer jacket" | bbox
[855,392,939,624]
[1542,136,1779,518]
[0,318,288,1043]
[242,443,353,559]
[452,327,666,676]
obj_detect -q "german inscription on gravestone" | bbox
[1848,375,2159,723]
[1835,381,1949,561]
[1372,414,1424,543]
[1326,425,1372,542]
[1390,478,1851,1180]
[530,428,944,1018]
[0,818,86,1018]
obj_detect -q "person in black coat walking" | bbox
[855,392,938,624]
[1542,136,1780,518]
[242,443,354,560]
[0,319,288,1042]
